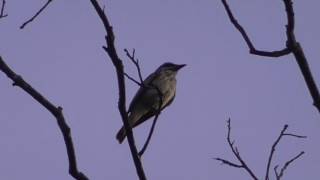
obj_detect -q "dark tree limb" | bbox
[0,0,7,18]
[20,0,53,29]
[216,119,305,180]
[265,125,306,180]
[221,0,320,113]
[274,151,305,180]
[123,49,164,157]
[220,0,291,57]
[89,1,147,179]
[0,56,89,180]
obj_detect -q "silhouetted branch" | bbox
[274,151,305,180]
[20,0,53,29]
[216,119,305,180]
[220,0,291,57]
[124,48,144,84]
[221,0,320,113]
[89,1,147,180]
[0,0,7,18]
[215,119,258,180]
[265,125,306,180]
[0,56,88,180]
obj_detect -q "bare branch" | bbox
[0,56,88,180]
[0,0,8,18]
[221,0,320,112]
[215,158,242,168]
[124,72,143,87]
[124,48,144,84]
[220,0,291,57]
[216,119,259,180]
[20,0,53,29]
[274,151,305,180]
[265,125,306,180]
[89,1,147,179]
[283,133,307,138]
[217,120,305,180]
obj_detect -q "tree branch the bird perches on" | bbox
[89,1,147,179]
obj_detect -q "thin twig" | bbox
[124,72,143,87]
[283,133,307,138]
[215,119,259,180]
[265,125,306,180]
[265,125,288,180]
[0,56,88,180]
[0,0,7,18]
[89,1,147,179]
[124,48,144,84]
[217,119,305,180]
[215,158,242,168]
[20,0,53,29]
[221,0,320,113]
[274,151,304,180]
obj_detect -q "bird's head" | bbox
[157,62,186,73]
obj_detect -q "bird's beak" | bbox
[175,64,186,71]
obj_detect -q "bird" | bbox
[116,62,186,144]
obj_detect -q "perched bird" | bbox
[116,62,186,144]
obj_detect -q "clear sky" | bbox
[0,0,319,179]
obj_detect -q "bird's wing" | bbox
[128,71,159,113]
[132,93,175,128]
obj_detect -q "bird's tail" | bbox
[116,127,126,144]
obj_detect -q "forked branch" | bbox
[221,0,320,113]
[216,119,305,180]
[89,1,147,179]
[215,119,258,180]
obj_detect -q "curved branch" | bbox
[89,1,147,179]
[221,0,291,57]
[221,0,320,112]
[0,56,88,180]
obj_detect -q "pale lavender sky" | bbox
[0,0,319,179]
